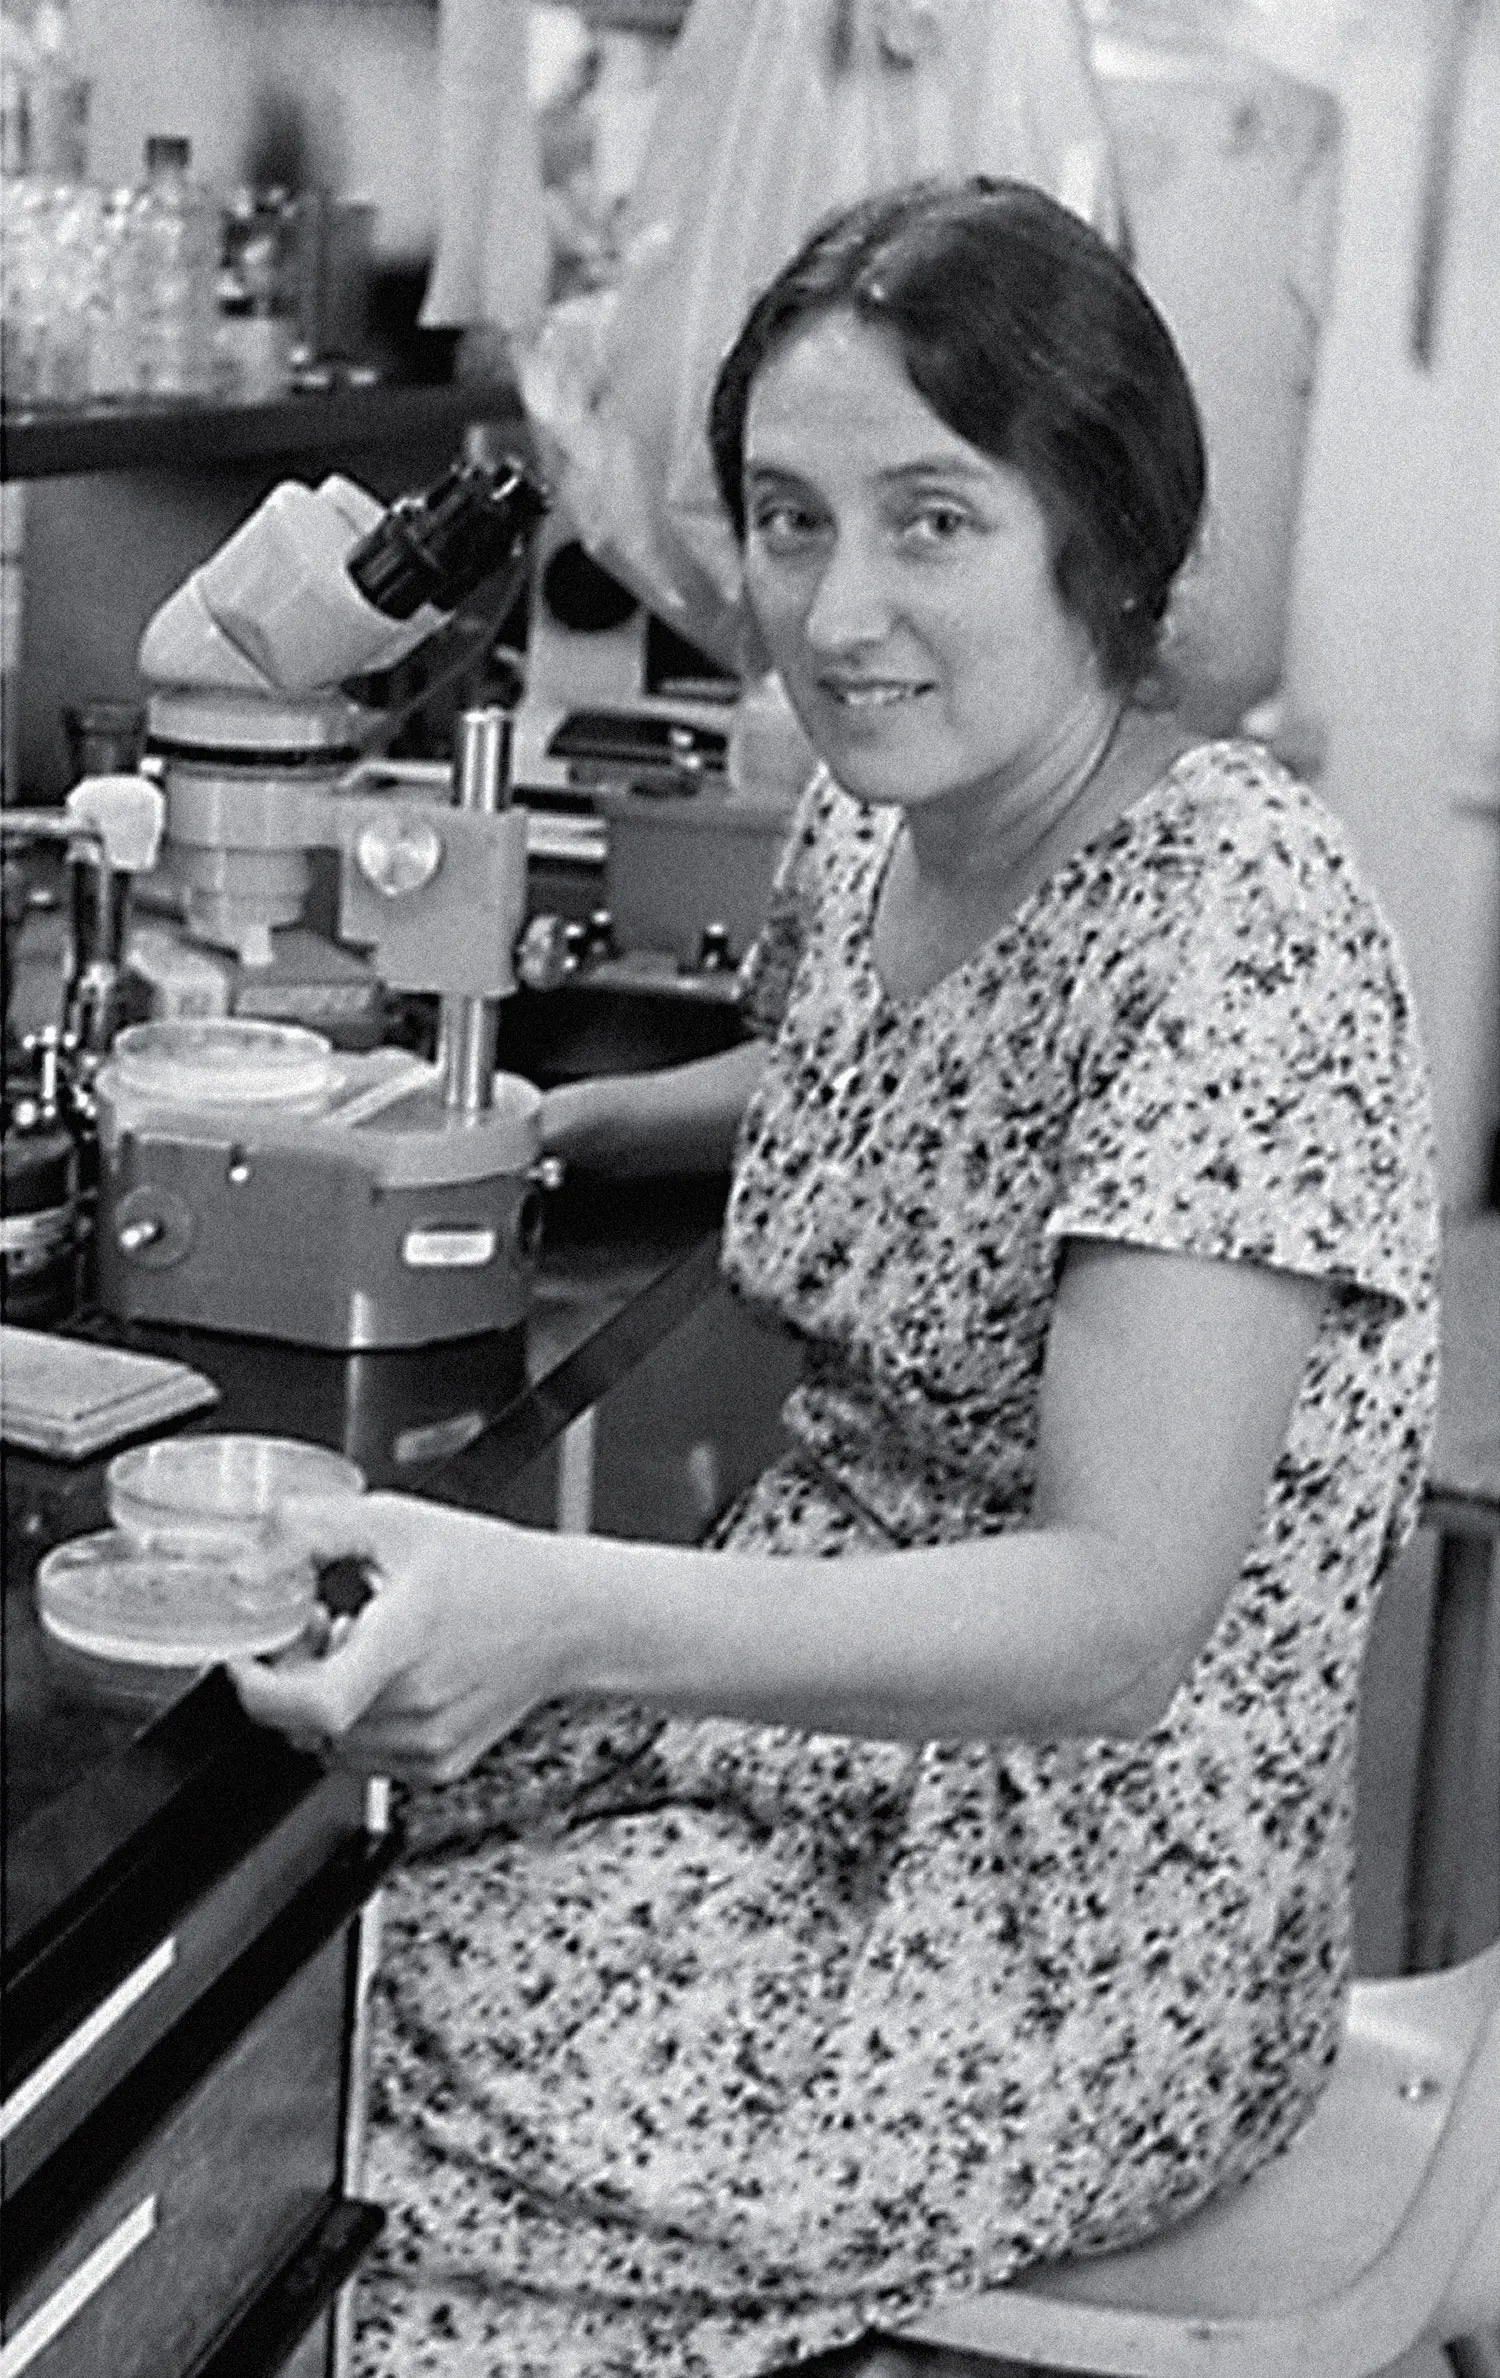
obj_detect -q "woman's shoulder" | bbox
[1142,737,1358,884]
[1071,732,1431,1116]
[1108,736,1396,948]
[1060,738,1440,1325]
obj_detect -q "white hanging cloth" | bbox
[520,0,1124,665]
[421,0,551,338]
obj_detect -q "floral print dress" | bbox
[354,741,1439,2378]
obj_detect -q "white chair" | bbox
[898,1935,1500,2378]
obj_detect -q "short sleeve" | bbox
[1046,834,1437,1317]
[735,769,835,1039]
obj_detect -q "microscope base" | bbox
[97,1069,541,1350]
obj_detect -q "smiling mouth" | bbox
[820,679,935,710]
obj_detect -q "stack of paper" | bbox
[1,1327,220,1460]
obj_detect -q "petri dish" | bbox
[36,1530,317,1708]
[108,1019,340,1109]
[108,1433,364,1555]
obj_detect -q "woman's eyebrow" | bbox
[744,455,995,487]
[877,456,994,486]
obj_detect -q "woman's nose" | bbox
[801,533,893,653]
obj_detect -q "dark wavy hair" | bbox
[708,178,1206,691]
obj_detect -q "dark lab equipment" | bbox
[2,1034,79,1326]
[346,455,549,624]
[62,700,147,784]
[541,541,641,635]
[66,839,135,1057]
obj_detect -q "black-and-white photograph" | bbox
[2,4,1497,2375]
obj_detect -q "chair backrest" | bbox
[1333,1936,1500,2351]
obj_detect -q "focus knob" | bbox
[353,813,445,899]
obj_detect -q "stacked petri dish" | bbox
[35,1432,363,1708]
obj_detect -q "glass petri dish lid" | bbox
[108,1019,340,1108]
[108,1432,364,1553]
[36,1530,317,1670]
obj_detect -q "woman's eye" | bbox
[898,503,972,549]
[750,502,828,554]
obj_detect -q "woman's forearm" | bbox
[546,1523,1183,1744]
[232,1501,1185,1780]
[234,1244,1314,1778]
[540,1039,769,1176]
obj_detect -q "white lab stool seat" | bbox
[898,1935,1500,2377]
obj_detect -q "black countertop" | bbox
[2,1173,728,1970]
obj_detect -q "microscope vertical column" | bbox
[440,707,513,1115]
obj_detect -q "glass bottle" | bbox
[216,185,291,402]
[1,0,89,180]
[1,1,93,407]
[86,184,138,400]
[126,133,219,399]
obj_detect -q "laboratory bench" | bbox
[2,1168,796,2378]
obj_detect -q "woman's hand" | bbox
[226,1492,580,1786]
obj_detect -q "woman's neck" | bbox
[901,692,1126,891]
[872,704,1195,1006]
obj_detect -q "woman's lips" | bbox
[817,677,936,710]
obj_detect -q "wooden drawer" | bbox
[3,1764,367,2193]
[3,1933,346,2378]
[3,1829,396,2378]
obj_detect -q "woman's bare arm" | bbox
[539,1039,769,1175]
[231,1241,1325,1777]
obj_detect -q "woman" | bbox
[233,181,1439,2378]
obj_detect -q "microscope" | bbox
[91,451,557,1351]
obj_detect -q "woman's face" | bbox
[741,310,1107,819]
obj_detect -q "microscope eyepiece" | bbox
[345,456,550,622]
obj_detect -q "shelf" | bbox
[580,0,689,26]
[0,379,528,481]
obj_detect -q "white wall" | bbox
[1278,0,1500,1211]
